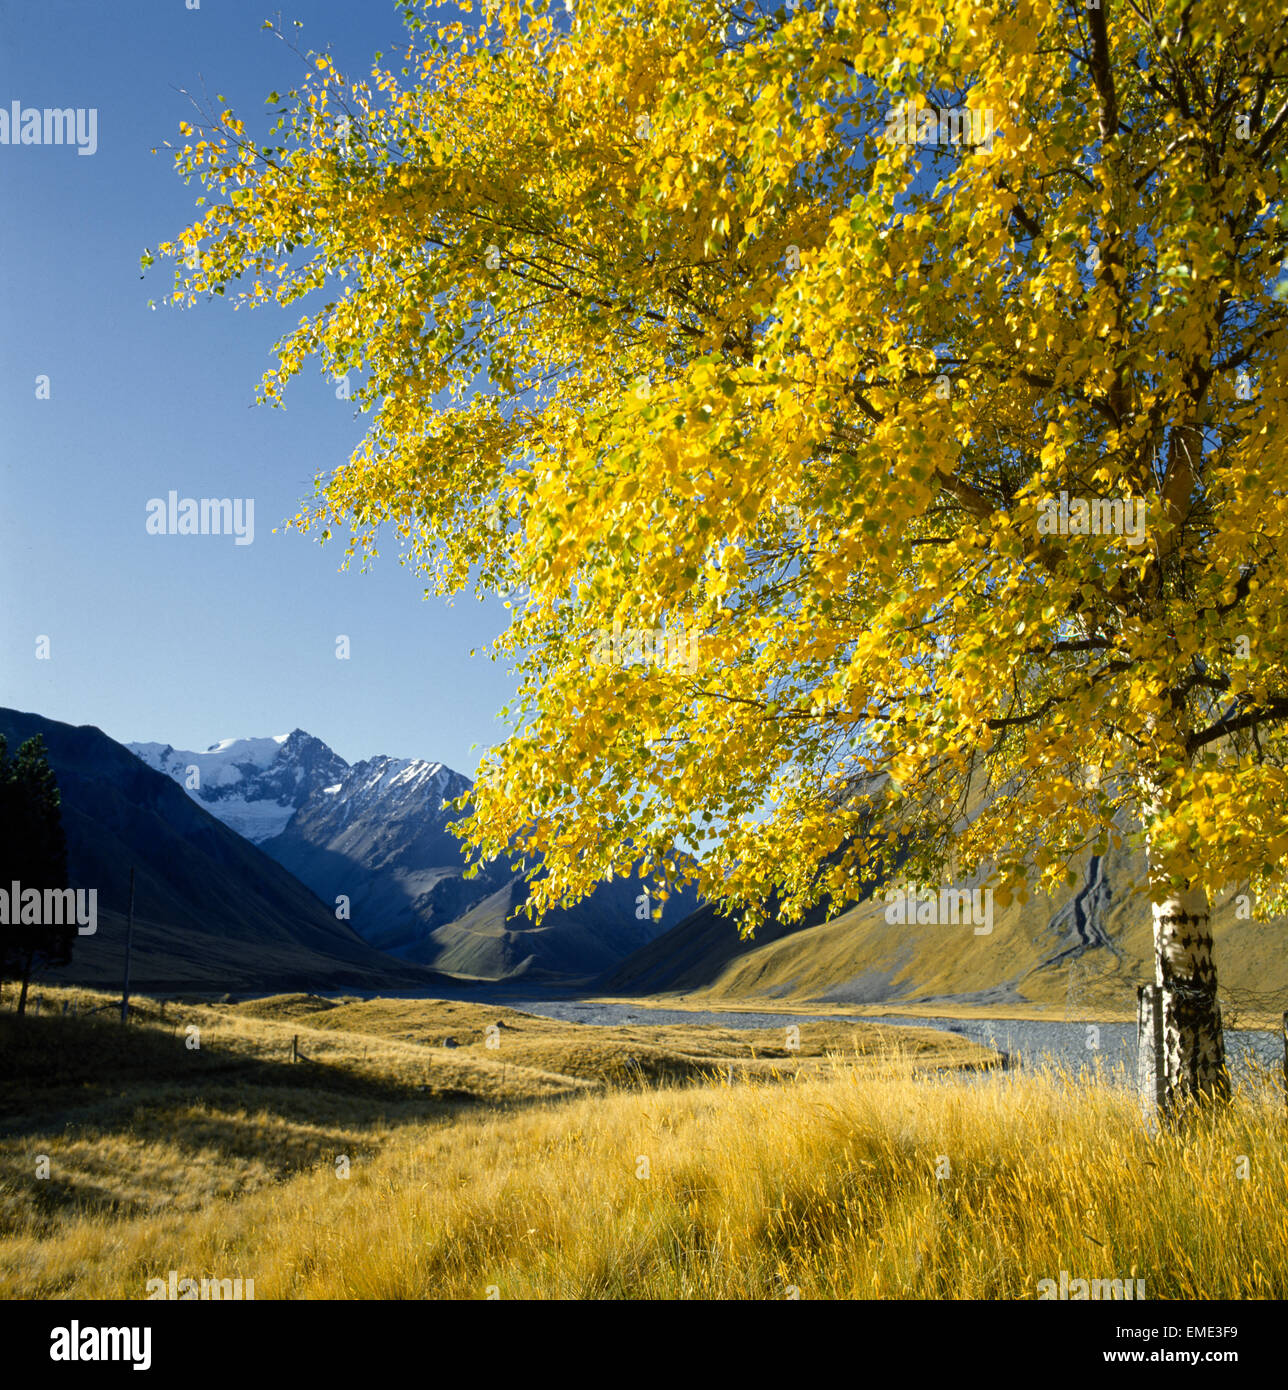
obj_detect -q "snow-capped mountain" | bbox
[128,730,348,843]
[126,729,699,980]
[262,753,495,958]
[3,708,437,993]
[291,754,469,845]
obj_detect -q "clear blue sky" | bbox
[0,0,518,774]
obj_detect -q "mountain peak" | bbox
[126,731,470,846]
[122,717,695,980]
[201,733,293,758]
[127,730,351,844]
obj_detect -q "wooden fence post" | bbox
[120,866,135,1024]
[292,1034,299,1064]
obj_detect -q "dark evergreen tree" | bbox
[0,735,73,1015]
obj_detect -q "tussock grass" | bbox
[1,986,1282,1299]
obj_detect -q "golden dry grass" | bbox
[1,985,1283,1299]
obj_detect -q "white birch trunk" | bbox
[1139,763,1230,1117]
[1149,883,1229,1111]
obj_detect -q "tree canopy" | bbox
[154,0,1288,938]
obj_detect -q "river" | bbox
[326,983,1282,1084]
[486,997,1283,1083]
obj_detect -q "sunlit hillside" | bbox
[605,840,1288,1027]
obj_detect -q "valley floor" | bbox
[1,986,1284,1299]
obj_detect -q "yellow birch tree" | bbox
[152,0,1288,1113]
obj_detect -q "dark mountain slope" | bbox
[0,709,443,993]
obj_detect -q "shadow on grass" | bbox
[0,1008,503,1230]
[0,1009,482,1132]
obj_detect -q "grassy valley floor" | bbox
[0,987,1284,1299]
